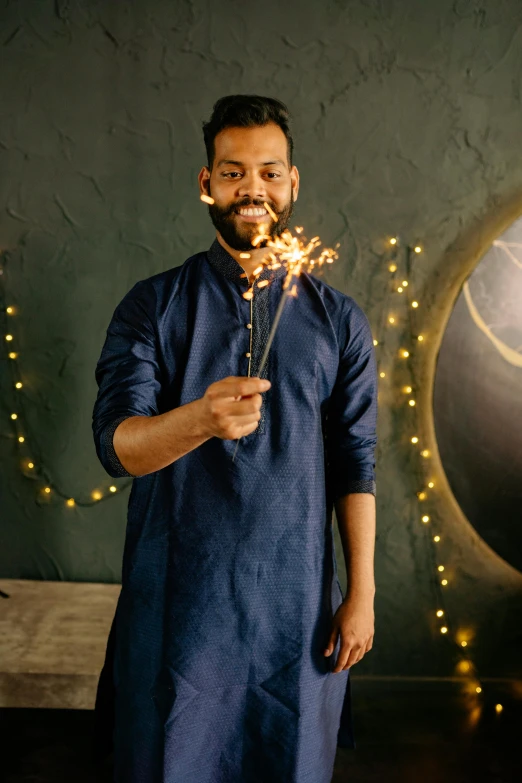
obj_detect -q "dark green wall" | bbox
[1,0,521,678]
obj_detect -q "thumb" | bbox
[324,627,338,656]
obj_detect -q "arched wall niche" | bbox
[422,191,522,582]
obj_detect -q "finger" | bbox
[323,627,339,657]
[333,645,352,673]
[226,377,271,397]
[344,644,366,669]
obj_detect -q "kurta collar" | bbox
[207,237,286,285]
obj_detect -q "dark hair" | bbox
[202,94,294,169]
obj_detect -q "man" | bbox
[92,94,377,783]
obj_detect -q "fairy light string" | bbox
[1,248,132,507]
[383,235,496,710]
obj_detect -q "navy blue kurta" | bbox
[92,238,378,783]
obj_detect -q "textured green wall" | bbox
[1,0,521,678]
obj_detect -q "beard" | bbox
[207,194,295,251]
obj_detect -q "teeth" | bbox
[239,208,268,216]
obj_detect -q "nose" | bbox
[236,171,267,202]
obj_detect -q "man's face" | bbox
[198,123,299,252]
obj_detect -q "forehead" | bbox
[213,122,288,166]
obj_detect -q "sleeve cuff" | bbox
[100,415,136,478]
[344,478,376,496]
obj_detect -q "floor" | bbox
[1,678,521,782]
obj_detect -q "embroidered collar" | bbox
[206,237,286,285]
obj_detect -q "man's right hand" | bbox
[199,376,272,440]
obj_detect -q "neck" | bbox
[216,233,269,285]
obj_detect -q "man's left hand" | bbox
[323,594,374,673]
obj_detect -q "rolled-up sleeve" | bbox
[92,280,162,478]
[325,297,378,500]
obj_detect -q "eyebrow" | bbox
[216,159,286,167]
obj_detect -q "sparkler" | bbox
[199,192,340,461]
[231,202,340,461]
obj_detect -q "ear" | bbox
[290,165,299,202]
[198,166,211,197]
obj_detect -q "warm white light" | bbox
[428,481,435,488]
[402,281,408,286]
[411,436,419,443]
[441,579,448,586]
[476,686,482,694]
[418,491,427,500]
[15,382,22,389]
[388,316,395,323]
[495,704,503,713]
[438,565,445,572]
[18,436,24,443]
[441,626,448,634]
[389,264,397,272]
[44,487,51,494]
[109,486,117,493]
[66,498,75,507]
[417,335,424,341]
[433,535,440,542]
[379,372,386,378]
[421,449,430,457]
[404,386,412,393]
[461,641,468,647]
[8,352,17,359]
[397,286,403,293]
[422,515,430,523]
[6,306,14,314]
[373,339,378,346]
[414,246,422,254]
[436,610,444,617]
[5,334,13,341]
[10,413,17,420]
[401,350,409,358]
[389,237,397,245]
[408,399,416,406]
[92,490,103,501]
[412,301,419,308]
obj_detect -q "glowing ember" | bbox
[263,201,278,221]
[239,252,251,259]
[200,194,215,205]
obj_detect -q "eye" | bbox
[222,172,242,178]
[266,172,281,178]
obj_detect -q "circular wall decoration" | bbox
[433,217,522,574]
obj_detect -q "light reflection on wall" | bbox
[433,217,522,573]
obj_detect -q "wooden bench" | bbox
[0,579,120,709]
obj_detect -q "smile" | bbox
[236,207,271,223]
